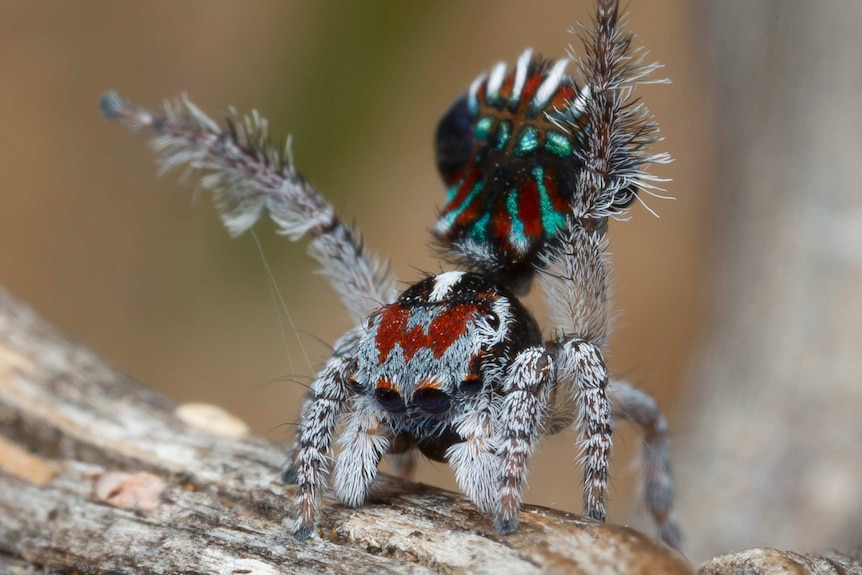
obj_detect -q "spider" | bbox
[102,0,681,550]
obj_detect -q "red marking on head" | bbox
[375,303,478,362]
[428,305,476,357]
[416,379,442,391]
[375,306,410,360]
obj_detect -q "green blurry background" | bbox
[15,0,841,561]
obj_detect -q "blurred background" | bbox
[1,0,859,563]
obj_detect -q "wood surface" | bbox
[0,286,693,575]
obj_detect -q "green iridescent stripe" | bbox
[515,126,539,156]
[470,212,490,241]
[442,181,484,227]
[507,190,526,244]
[446,183,459,202]
[495,120,512,150]
[545,131,572,157]
[475,117,494,141]
[533,166,566,234]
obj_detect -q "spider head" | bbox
[352,271,541,418]
[433,49,632,290]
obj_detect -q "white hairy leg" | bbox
[332,400,389,508]
[494,347,554,533]
[554,339,612,522]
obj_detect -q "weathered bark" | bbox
[699,547,862,575]
[0,286,692,575]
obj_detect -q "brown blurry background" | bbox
[1,0,859,563]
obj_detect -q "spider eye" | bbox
[483,312,500,330]
[348,375,364,395]
[374,387,406,413]
[459,377,483,395]
[413,387,451,414]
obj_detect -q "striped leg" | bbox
[332,401,389,508]
[495,347,554,533]
[286,329,361,540]
[557,339,612,523]
[447,403,500,517]
[608,379,681,549]
[289,355,355,540]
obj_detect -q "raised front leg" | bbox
[554,338,612,523]
[494,347,554,533]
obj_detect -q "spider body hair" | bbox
[432,0,678,545]
[101,0,681,551]
[286,270,552,536]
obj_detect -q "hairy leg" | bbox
[332,400,389,508]
[284,329,361,540]
[494,347,554,533]
[608,379,681,549]
[447,399,500,517]
[554,339,612,523]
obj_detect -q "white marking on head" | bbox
[510,48,534,103]
[533,58,570,110]
[468,73,487,114]
[486,62,508,100]
[429,271,465,302]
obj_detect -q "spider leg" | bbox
[494,347,555,533]
[555,338,613,524]
[332,399,389,508]
[101,94,397,323]
[447,399,500,517]
[607,379,681,549]
[283,329,361,540]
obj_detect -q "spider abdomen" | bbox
[434,50,593,283]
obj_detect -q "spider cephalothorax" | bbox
[353,270,542,436]
[289,271,554,537]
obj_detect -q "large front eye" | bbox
[374,384,406,413]
[459,377,483,395]
[413,387,451,414]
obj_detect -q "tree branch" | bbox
[0,286,691,574]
